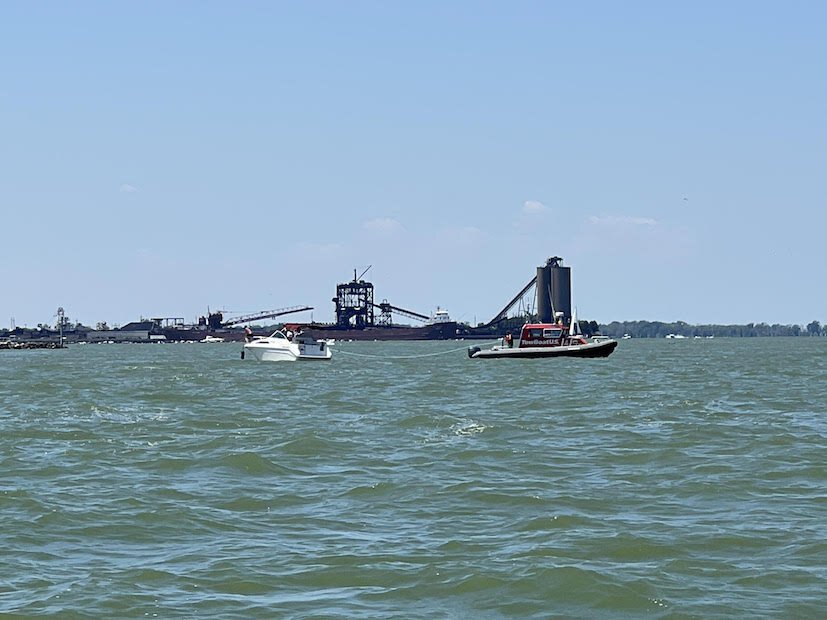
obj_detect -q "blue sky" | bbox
[2,2,825,328]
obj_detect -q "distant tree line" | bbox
[598,320,826,338]
[4,318,825,341]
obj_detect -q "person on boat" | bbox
[505,332,514,348]
[244,326,253,342]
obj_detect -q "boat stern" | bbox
[297,341,332,360]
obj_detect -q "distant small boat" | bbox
[201,335,225,343]
[242,329,332,362]
[622,334,632,339]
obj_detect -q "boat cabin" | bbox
[514,323,587,348]
[469,318,617,359]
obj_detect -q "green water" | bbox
[2,338,825,617]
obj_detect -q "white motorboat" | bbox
[242,329,332,362]
[201,335,225,343]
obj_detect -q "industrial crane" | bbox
[483,276,537,328]
[372,300,430,326]
[208,305,313,329]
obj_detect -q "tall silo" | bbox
[536,263,552,323]
[549,257,572,323]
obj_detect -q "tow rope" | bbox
[333,340,501,360]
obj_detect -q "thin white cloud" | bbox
[362,217,404,235]
[514,200,553,232]
[120,184,138,193]
[588,215,657,227]
[522,200,548,214]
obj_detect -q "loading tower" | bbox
[331,267,432,328]
[333,270,375,328]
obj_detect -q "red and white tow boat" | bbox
[467,319,618,359]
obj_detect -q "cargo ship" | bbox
[298,320,464,341]
[295,270,468,341]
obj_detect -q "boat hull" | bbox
[242,337,332,362]
[242,343,298,362]
[468,339,618,359]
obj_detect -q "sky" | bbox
[2,1,826,328]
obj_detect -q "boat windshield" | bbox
[543,328,563,339]
[525,327,564,339]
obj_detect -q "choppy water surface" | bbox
[1,338,826,617]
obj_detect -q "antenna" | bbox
[357,265,372,280]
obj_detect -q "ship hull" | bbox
[468,339,618,359]
[301,322,462,341]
